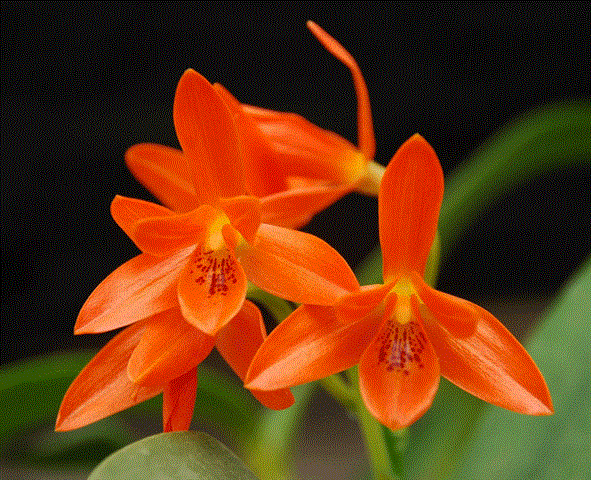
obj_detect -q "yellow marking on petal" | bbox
[203,212,232,251]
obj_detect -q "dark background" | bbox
[2,2,589,363]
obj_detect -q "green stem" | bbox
[246,284,294,323]
[319,374,356,410]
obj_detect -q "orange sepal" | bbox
[307,21,375,160]
[246,303,382,391]
[177,246,247,335]
[125,143,199,213]
[131,204,223,256]
[420,294,553,415]
[56,321,162,431]
[214,83,289,196]
[173,69,245,204]
[379,134,444,281]
[216,300,294,409]
[218,196,261,243]
[239,223,359,306]
[163,367,198,432]
[75,249,192,334]
[127,308,215,388]
[111,195,174,246]
[259,181,355,229]
[242,105,366,184]
[358,296,440,430]
[336,283,392,321]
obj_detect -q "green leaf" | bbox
[438,100,591,258]
[0,351,259,466]
[245,383,316,480]
[452,257,591,480]
[356,100,591,283]
[0,349,135,465]
[88,431,259,480]
[401,377,485,480]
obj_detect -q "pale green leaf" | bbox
[88,431,259,480]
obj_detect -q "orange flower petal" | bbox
[177,246,247,335]
[125,143,199,213]
[420,296,553,415]
[173,69,245,204]
[56,321,161,431]
[75,249,192,334]
[358,296,440,430]
[239,223,359,305]
[163,367,198,432]
[336,283,392,320]
[218,196,261,243]
[379,134,444,281]
[246,303,382,390]
[306,21,375,160]
[259,181,355,229]
[127,308,215,388]
[216,300,294,410]
[131,204,223,256]
[410,271,478,338]
[214,83,290,196]
[242,105,366,184]
[111,195,174,243]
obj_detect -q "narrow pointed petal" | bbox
[260,181,355,229]
[214,83,289,196]
[163,367,198,432]
[131,204,223,256]
[246,303,382,390]
[411,271,478,338]
[216,301,294,409]
[242,105,366,184]
[379,134,444,281]
[56,321,162,431]
[307,21,375,160]
[358,295,440,430]
[336,283,392,320]
[111,195,174,242]
[218,196,261,243]
[239,224,359,305]
[127,308,215,388]
[177,246,247,335]
[173,69,244,203]
[75,249,192,334]
[419,293,553,415]
[125,143,199,213]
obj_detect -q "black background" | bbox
[2,2,590,363]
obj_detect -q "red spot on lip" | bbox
[190,247,238,297]
[377,320,426,373]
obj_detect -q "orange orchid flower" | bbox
[246,134,553,430]
[56,69,359,432]
[125,55,357,229]
[212,21,385,198]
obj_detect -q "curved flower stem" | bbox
[319,374,356,410]
[246,283,294,323]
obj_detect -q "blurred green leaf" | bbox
[245,383,316,480]
[0,351,260,466]
[88,431,259,480]
[356,100,591,283]
[439,100,591,258]
[402,378,485,480]
[453,257,591,480]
